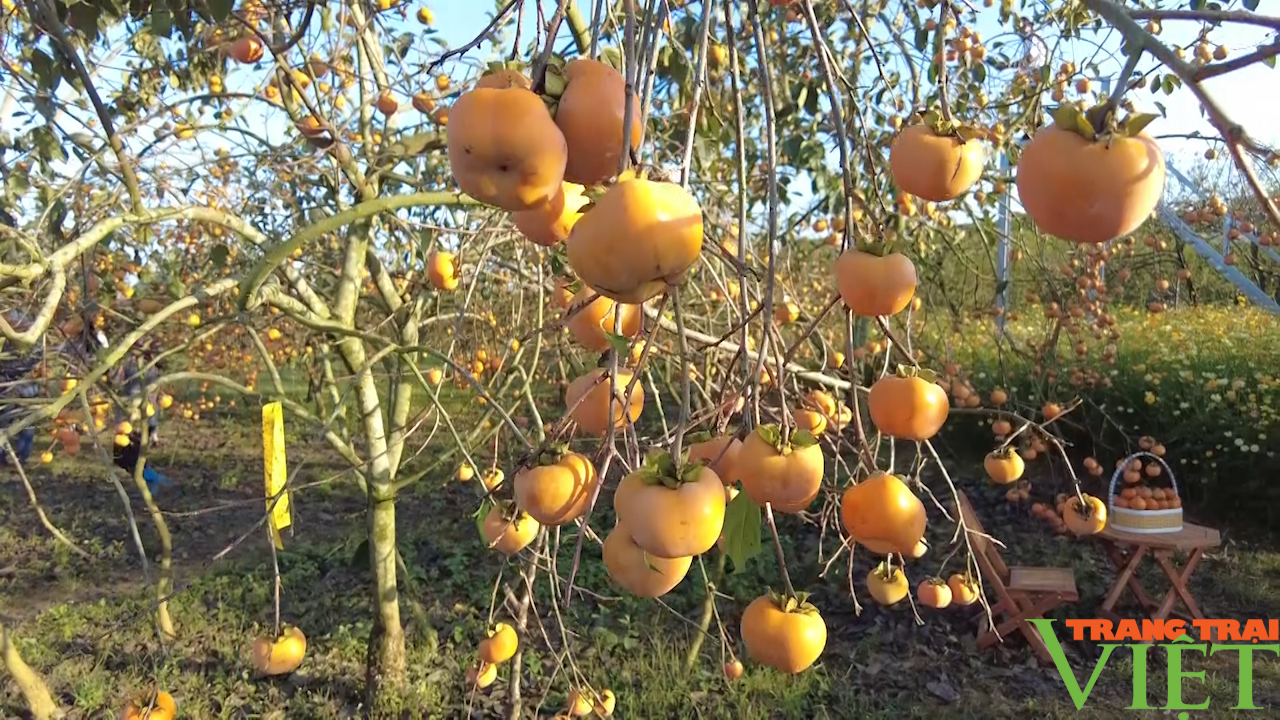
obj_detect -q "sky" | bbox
[420,0,1278,204]
[2,1,1276,220]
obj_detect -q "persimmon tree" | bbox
[1,0,1278,717]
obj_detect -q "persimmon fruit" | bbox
[482,504,540,555]
[740,592,827,674]
[686,434,742,486]
[984,448,1025,484]
[565,177,704,304]
[867,370,949,441]
[917,577,953,609]
[513,450,595,526]
[122,691,176,720]
[446,85,568,212]
[602,521,692,597]
[834,249,917,317]
[564,288,642,352]
[1063,494,1107,536]
[735,425,824,513]
[553,58,643,185]
[478,622,518,664]
[514,181,589,247]
[840,471,926,555]
[889,124,985,201]
[564,368,644,435]
[250,625,307,676]
[866,563,910,606]
[1016,119,1166,244]
[613,458,724,558]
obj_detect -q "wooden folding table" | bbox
[1094,522,1221,622]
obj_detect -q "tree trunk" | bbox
[1,621,64,720]
[340,338,406,712]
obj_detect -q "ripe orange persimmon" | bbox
[889,124,985,201]
[602,521,692,597]
[866,562,909,606]
[834,249,917,317]
[566,177,703,304]
[736,425,824,513]
[553,58,643,185]
[513,181,589,247]
[984,448,1025,484]
[1016,116,1166,244]
[482,504,539,554]
[565,368,644,435]
[686,434,743,486]
[475,68,532,90]
[917,577,953,609]
[228,37,263,63]
[840,472,926,555]
[947,573,980,606]
[867,369,949,441]
[250,625,307,676]
[446,85,567,212]
[792,408,828,436]
[1063,494,1107,536]
[427,251,459,291]
[564,288,642,352]
[478,622,518,664]
[740,592,827,674]
[613,457,724,558]
[513,450,595,526]
[122,691,176,720]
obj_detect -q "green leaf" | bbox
[722,492,762,574]
[30,49,61,92]
[1244,0,1259,9]
[206,0,234,22]
[604,331,632,358]
[686,430,714,445]
[474,498,494,546]
[755,423,781,450]
[790,428,819,448]
[151,6,172,38]
[209,243,229,269]
[1123,113,1159,137]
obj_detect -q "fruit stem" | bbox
[934,1,955,126]
[670,286,693,467]
[764,503,798,599]
[1095,45,1145,135]
[267,514,282,638]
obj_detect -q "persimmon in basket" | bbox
[1113,483,1181,511]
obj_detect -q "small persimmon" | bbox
[1063,494,1107,535]
[983,448,1024,485]
[917,577,953,609]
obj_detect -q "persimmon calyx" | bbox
[873,561,901,581]
[893,363,939,384]
[1052,103,1159,143]
[915,109,983,142]
[755,423,819,454]
[636,449,704,488]
[766,588,820,615]
[989,445,1016,460]
[539,56,569,100]
[686,429,715,444]
[923,576,947,587]
[530,442,572,467]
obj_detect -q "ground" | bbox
[4,412,1278,719]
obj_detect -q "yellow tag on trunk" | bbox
[262,402,291,547]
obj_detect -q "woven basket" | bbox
[1107,451,1183,534]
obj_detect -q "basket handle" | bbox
[1107,451,1179,497]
